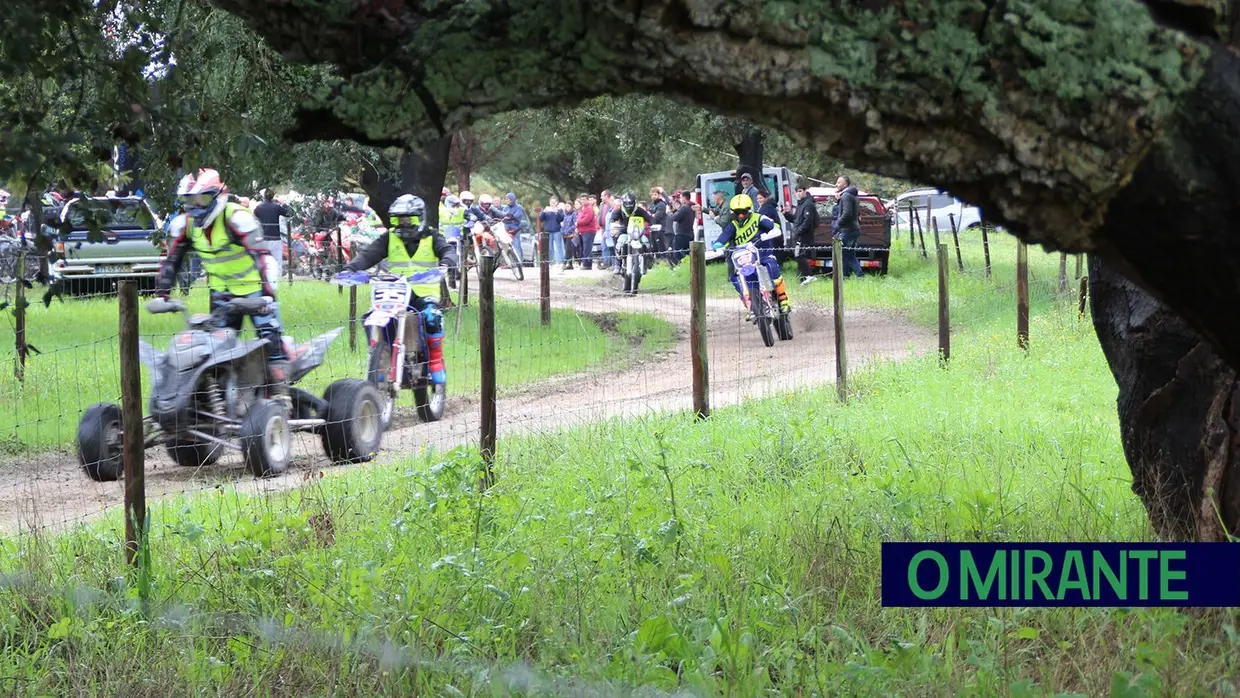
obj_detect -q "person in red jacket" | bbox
[575,194,600,270]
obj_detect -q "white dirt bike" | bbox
[730,241,794,347]
[335,268,449,430]
[615,218,649,295]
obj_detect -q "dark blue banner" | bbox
[881,543,1240,607]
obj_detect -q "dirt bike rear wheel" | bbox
[752,293,775,348]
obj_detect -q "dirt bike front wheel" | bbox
[752,293,775,348]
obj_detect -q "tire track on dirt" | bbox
[0,269,934,534]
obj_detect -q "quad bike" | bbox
[615,218,649,296]
[730,242,794,348]
[76,294,385,481]
[470,220,523,281]
[335,268,449,430]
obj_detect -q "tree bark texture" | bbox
[1090,256,1240,541]
[359,136,453,225]
[208,0,1240,539]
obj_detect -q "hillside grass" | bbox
[0,282,675,453]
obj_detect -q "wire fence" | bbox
[0,224,1093,692]
[0,224,1086,535]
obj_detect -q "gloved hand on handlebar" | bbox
[333,270,368,285]
[711,242,725,251]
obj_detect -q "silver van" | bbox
[692,167,800,260]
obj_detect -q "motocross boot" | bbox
[774,277,792,314]
[427,332,447,384]
[267,359,292,407]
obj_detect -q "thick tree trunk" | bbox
[734,128,764,186]
[359,137,452,226]
[211,0,1240,539]
[1089,256,1240,541]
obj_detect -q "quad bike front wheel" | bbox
[78,402,124,482]
[166,440,223,468]
[321,379,384,463]
[240,399,291,477]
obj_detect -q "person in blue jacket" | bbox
[711,193,791,317]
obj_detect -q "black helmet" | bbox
[389,194,427,238]
[621,193,636,212]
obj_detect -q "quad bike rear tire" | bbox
[321,379,385,463]
[166,440,223,468]
[240,399,291,477]
[78,402,124,482]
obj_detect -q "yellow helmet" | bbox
[729,194,754,214]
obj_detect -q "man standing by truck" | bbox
[783,182,819,284]
[834,175,863,279]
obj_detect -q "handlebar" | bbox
[333,268,448,287]
[146,298,186,314]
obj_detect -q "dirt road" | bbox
[0,268,934,534]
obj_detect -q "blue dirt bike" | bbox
[729,242,794,347]
[334,268,449,430]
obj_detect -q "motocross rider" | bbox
[711,193,792,317]
[607,193,655,277]
[155,169,292,398]
[336,194,458,385]
[440,194,466,288]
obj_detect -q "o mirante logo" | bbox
[881,543,1240,607]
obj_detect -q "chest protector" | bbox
[187,204,263,295]
[387,232,440,299]
[732,213,761,246]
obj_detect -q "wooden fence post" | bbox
[348,285,358,353]
[911,203,928,259]
[118,280,146,566]
[948,212,964,271]
[1058,252,1068,294]
[286,222,294,285]
[833,238,848,402]
[1075,254,1083,280]
[1079,275,1089,320]
[938,244,950,365]
[336,227,344,296]
[478,254,497,490]
[13,248,27,382]
[690,241,710,420]
[539,219,550,328]
[1017,242,1030,350]
[931,215,942,252]
[982,221,992,279]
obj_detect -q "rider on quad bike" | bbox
[337,194,458,385]
[711,193,792,319]
[155,169,292,399]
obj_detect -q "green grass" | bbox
[0,283,675,452]
[4,303,1234,697]
[1,234,1229,697]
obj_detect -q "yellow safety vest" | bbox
[732,213,760,246]
[187,204,263,295]
[387,232,440,299]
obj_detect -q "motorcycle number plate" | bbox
[371,280,411,314]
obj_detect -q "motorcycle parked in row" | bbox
[77,294,385,481]
[730,242,794,348]
[334,269,449,430]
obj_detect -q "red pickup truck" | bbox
[804,186,893,276]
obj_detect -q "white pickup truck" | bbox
[48,195,165,292]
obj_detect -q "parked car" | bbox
[803,186,893,276]
[48,195,165,293]
[891,187,981,236]
[692,166,801,261]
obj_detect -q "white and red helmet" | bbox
[459,190,475,205]
[185,168,228,227]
